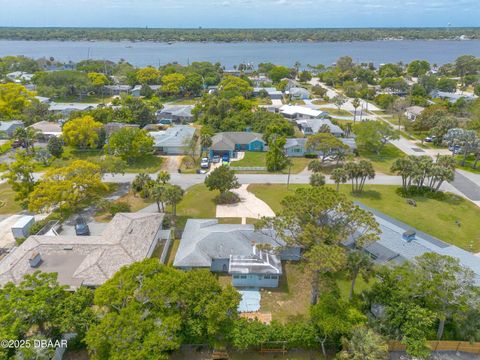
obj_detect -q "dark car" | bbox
[11,140,25,149]
[75,217,90,236]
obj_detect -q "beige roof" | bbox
[29,121,62,135]
[0,213,164,289]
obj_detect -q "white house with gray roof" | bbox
[280,105,328,119]
[156,104,195,123]
[173,219,300,288]
[0,213,165,290]
[150,125,196,155]
[296,118,344,136]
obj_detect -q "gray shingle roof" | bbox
[358,204,480,283]
[296,118,344,135]
[174,219,283,268]
[150,125,196,148]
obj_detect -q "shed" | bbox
[11,215,35,240]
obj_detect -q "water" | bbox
[1,39,479,67]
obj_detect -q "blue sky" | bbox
[1,0,479,27]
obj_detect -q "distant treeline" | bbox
[0,27,479,42]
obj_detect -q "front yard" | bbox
[230,152,310,174]
[357,143,405,175]
[50,147,164,173]
[248,184,480,252]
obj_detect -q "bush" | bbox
[214,191,240,205]
[305,153,318,159]
[395,186,446,200]
[108,201,131,216]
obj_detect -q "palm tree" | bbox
[352,98,361,126]
[165,185,184,227]
[330,167,348,191]
[200,134,212,157]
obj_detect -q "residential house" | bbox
[287,87,310,100]
[430,90,478,103]
[103,85,132,96]
[104,122,139,137]
[346,204,480,284]
[173,219,300,288]
[49,102,98,116]
[283,136,356,157]
[29,121,62,139]
[209,132,266,158]
[150,125,196,155]
[249,74,272,87]
[6,71,34,83]
[296,118,344,137]
[0,120,24,138]
[253,87,283,100]
[35,96,51,104]
[279,104,328,120]
[282,79,301,91]
[0,213,165,289]
[131,85,162,97]
[405,106,425,121]
[156,104,195,123]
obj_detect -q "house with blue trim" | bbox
[173,219,301,288]
[209,132,266,158]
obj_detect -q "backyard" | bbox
[248,183,480,252]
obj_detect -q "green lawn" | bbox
[176,184,218,219]
[455,155,480,174]
[0,183,22,215]
[51,147,163,173]
[319,107,352,117]
[357,143,405,175]
[230,152,309,174]
[248,184,480,252]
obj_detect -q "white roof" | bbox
[280,105,325,118]
[49,102,98,112]
[12,216,34,229]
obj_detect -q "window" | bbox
[264,275,271,279]
[233,275,239,279]
[240,275,247,279]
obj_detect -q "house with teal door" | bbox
[209,131,266,158]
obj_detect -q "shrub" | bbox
[108,201,131,216]
[215,191,240,205]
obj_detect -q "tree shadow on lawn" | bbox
[347,189,382,201]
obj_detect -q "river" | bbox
[1,39,479,67]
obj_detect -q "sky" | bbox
[1,0,479,28]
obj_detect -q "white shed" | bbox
[11,216,35,240]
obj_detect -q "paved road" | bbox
[451,171,480,201]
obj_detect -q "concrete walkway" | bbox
[216,184,275,224]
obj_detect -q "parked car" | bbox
[200,157,210,169]
[222,154,230,163]
[424,135,436,143]
[212,155,221,163]
[11,140,25,149]
[75,217,90,236]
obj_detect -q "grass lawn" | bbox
[319,107,352,117]
[94,191,154,222]
[51,147,163,173]
[311,99,329,105]
[0,183,22,215]
[248,184,480,252]
[231,152,309,174]
[177,184,217,219]
[455,155,480,174]
[260,263,374,323]
[357,143,405,175]
[53,95,115,104]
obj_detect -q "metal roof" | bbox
[150,125,196,148]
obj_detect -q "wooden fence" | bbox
[389,340,480,354]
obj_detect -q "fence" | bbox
[389,340,480,354]
[231,166,267,171]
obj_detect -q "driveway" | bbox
[216,184,275,223]
[161,155,183,172]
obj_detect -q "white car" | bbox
[200,157,210,169]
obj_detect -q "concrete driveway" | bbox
[216,184,275,223]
